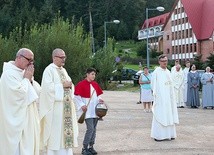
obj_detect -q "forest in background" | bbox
[0,0,177,88]
[0,0,175,47]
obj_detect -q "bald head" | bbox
[176,64,181,71]
[16,48,33,57]
[15,48,34,70]
[52,48,66,67]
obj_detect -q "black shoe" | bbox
[137,101,142,104]
[88,147,97,155]
[171,138,175,140]
[180,106,184,108]
[154,138,163,142]
[82,148,92,155]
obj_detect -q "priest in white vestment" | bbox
[151,55,179,141]
[171,64,185,108]
[183,60,190,104]
[0,48,40,155]
[40,48,78,155]
[171,59,182,73]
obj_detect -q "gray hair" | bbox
[52,48,64,57]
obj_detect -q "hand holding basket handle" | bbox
[78,90,95,124]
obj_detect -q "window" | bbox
[194,43,197,52]
[176,46,178,54]
[186,30,189,38]
[167,35,169,40]
[172,32,174,40]
[178,19,181,25]
[190,44,193,52]
[167,48,170,54]
[171,21,174,26]
[178,31,181,39]
[175,9,177,15]
[182,30,185,38]
[150,29,154,36]
[181,7,184,13]
[178,8,181,14]
[182,18,185,24]
[185,17,188,23]
[189,28,192,37]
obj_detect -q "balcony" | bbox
[138,30,164,40]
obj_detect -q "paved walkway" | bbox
[73,91,214,155]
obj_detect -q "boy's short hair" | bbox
[86,67,97,74]
[143,66,148,70]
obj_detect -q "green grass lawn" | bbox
[114,40,160,71]
[124,64,158,71]
[114,40,141,58]
[124,64,139,70]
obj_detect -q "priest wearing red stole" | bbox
[74,68,104,155]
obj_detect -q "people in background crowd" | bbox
[186,64,200,108]
[172,64,185,108]
[171,59,182,73]
[183,60,191,104]
[201,66,214,109]
[139,66,153,112]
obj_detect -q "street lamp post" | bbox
[146,6,165,68]
[104,20,120,48]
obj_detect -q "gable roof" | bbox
[182,0,214,40]
[141,13,170,29]
[162,0,214,40]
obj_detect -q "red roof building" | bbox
[138,13,170,52]
[162,0,214,61]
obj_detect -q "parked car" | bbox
[110,68,137,81]
[133,69,154,80]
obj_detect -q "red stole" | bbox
[74,79,103,98]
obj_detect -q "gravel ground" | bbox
[73,91,214,155]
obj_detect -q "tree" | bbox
[136,41,147,58]
[193,54,203,69]
[205,53,214,70]
[92,39,115,89]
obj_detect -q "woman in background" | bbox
[186,64,200,108]
[201,66,214,109]
[139,66,153,112]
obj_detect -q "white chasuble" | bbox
[151,67,179,140]
[0,61,40,155]
[40,63,78,155]
[172,70,185,107]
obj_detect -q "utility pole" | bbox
[89,2,95,53]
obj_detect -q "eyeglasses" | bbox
[55,55,67,59]
[20,54,34,63]
[159,60,168,62]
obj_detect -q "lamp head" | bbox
[113,20,120,24]
[156,6,165,12]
